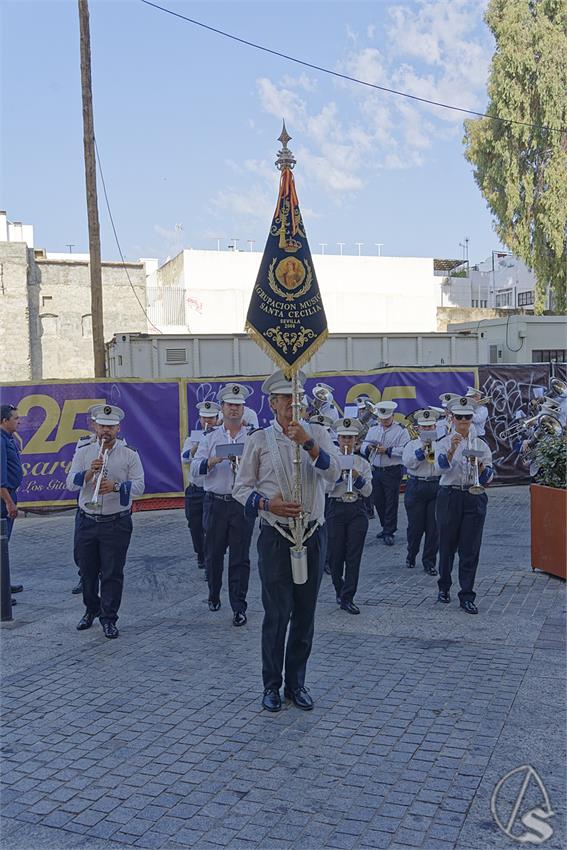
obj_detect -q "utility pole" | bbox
[78,0,105,377]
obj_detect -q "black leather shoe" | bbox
[208,600,221,611]
[77,612,98,630]
[376,530,385,539]
[262,688,282,712]
[335,593,342,605]
[233,611,247,627]
[437,590,450,603]
[284,686,314,711]
[383,535,395,546]
[10,584,23,593]
[340,601,360,615]
[71,579,83,595]
[424,566,438,576]
[323,563,331,575]
[11,598,17,606]
[197,560,205,570]
[405,558,415,569]
[102,621,119,638]
[460,600,478,614]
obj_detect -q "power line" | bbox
[139,0,564,134]
[94,138,163,334]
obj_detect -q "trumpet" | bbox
[228,454,240,484]
[85,439,109,509]
[341,447,358,503]
[422,438,435,464]
[463,434,485,495]
[357,399,379,439]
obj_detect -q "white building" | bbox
[148,249,443,335]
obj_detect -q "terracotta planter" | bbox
[530,484,567,579]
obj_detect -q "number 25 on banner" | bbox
[16,395,105,454]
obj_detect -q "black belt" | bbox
[408,475,440,482]
[208,492,234,502]
[329,495,362,500]
[440,485,476,492]
[80,509,131,523]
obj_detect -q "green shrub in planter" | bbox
[532,431,567,490]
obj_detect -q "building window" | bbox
[39,313,58,336]
[489,345,499,364]
[518,290,534,306]
[532,349,567,363]
[480,300,488,307]
[472,299,478,307]
[496,290,513,307]
[81,314,92,337]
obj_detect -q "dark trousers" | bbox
[436,487,487,603]
[404,478,439,570]
[184,484,205,563]
[1,495,16,541]
[320,495,331,568]
[372,465,403,535]
[327,499,368,602]
[75,512,133,623]
[258,523,323,691]
[203,494,254,612]
[73,508,80,572]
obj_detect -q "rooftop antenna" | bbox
[355,242,364,256]
[374,242,384,256]
[65,244,75,254]
[319,243,327,255]
[212,237,223,252]
[247,240,256,252]
[230,238,240,251]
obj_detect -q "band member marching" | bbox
[326,418,372,614]
[402,408,440,575]
[466,387,489,437]
[181,401,220,571]
[190,384,254,625]
[238,124,337,711]
[434,396,494,614]
[67,404,145,638]
[233,370,340,710]
[361,401,409,545]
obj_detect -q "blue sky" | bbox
[2,0,505,264]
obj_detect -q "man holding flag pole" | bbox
[233,124,340,713]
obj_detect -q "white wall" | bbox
[154,249,439,334]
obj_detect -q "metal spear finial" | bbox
[275,119,296,171]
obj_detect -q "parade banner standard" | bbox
[0,380,184,507]
[185,368,477,431]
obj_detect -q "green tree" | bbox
[464,0,567,313]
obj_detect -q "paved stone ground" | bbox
[1,486,565,850]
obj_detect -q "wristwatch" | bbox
[112,482,121,493]
[302,439,315,452]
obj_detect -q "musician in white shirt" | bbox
[434,396,494,615]
[191,384,254,625]
[361,401,409,546]
[181,401,220,571]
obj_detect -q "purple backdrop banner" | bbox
[0,381,183,506]
[185,369,476,431]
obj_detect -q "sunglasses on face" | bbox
[453,414,472,421]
